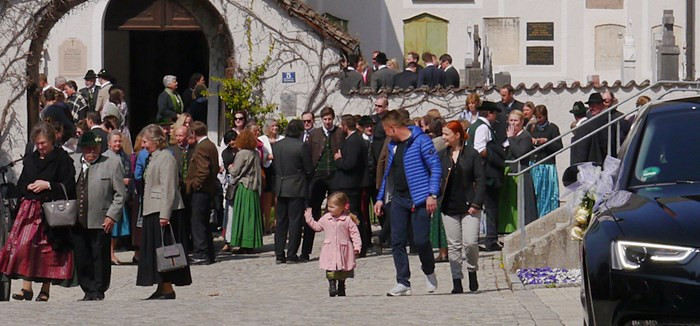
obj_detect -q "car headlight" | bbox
[611,240,697,270]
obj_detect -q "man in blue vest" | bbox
[374,110,442,296]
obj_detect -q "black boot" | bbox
[328,280,338,297]
[468,271,479,292]
[451,279,463,294]
[338,280,346,297]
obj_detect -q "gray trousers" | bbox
[441,212,480,279]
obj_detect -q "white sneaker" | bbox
[386,283,412,296]
[426,273,438,293]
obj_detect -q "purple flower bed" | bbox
[516,267,581,285]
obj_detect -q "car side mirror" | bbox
[562,165,580,187]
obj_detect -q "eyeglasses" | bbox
[235,117,244,120]
[303,120,313,123]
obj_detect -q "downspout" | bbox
[687,0,695,80]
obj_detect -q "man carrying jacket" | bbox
[374,110,442,296]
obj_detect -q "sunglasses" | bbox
[235,117,244,120]
[375,104,385,107]
[303,119,313,123]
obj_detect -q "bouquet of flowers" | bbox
[567,156,621,241]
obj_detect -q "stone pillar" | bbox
[464,24,485,88]
[622,19,636,83]
[657,10,680,81]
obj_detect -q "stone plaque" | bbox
[280,92,297,117]
[484,18,520,65]
[526,46,554,65]
[594,24,624,70]
[586,0,623,9]
[58,38,87,76]
[527,22,554,41]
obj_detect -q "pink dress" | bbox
[305,213,361,272]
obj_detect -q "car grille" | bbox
[624,319,700,326]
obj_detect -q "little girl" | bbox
[304,192,362,297]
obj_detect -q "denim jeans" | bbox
[391,194,435,287]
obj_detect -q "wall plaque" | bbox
[58,38,87,76]
[526,46,554,65]
[527,22,554,41]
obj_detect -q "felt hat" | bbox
[569,101,588,115]
[477,101,501,112]
[83,70,97,80]
[585,92,604,104]
[78,131,101,148]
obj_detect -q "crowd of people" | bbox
[0,63,635,300]
[339,51,461,95]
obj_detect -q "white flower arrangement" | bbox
[566,156,621,241]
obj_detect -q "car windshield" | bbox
[630,109,700,187]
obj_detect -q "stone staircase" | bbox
[502,206,581,274]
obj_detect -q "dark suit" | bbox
[272,137,313,260]
[303,126,345,257]
[393,70,418,89]
[444,66,460,88]
[185,138,220,262]
[157,90,182,122]
[167,144,194,253]
[71,154,126,300]
[79,85,100,112]
[417,64,446,88]
[339,69,363,95]
[334,131,370,255]
[370,67,397,92]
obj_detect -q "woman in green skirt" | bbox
[224,129,263,252]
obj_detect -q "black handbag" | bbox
[156,225,188,272]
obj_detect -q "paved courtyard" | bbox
[1,233,583,325]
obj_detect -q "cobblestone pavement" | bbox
[1,233,582,325]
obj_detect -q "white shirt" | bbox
[197,136,208,144]
[473,117,492,154]
[322,125,335,137]
[258,134,285,168]
[575,117,588,128]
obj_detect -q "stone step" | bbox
[502,206,571,250]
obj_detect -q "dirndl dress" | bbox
[224,185,263,248]
[0,199,74,283]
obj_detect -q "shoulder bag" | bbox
[42,183,77,227]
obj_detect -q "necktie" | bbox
[181,147,188,179]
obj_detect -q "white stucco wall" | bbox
[304,0,696,85]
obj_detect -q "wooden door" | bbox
[403,14,448,65]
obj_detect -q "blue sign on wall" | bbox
[282,72,296,83]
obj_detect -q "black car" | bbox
[577,98,700,325]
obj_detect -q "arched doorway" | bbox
[104,0,209,134]
[25,0,234,137]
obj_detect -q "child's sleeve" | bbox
[348,220,361,253]
[305,211,323,232]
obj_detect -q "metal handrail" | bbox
[505,80,700,176]
[501,80,700,250]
